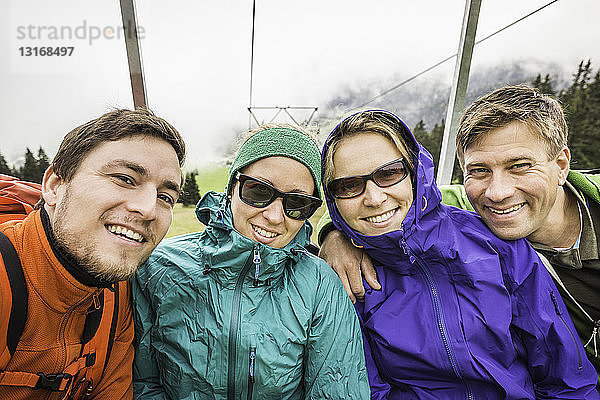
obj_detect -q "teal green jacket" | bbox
[133,192,369,400]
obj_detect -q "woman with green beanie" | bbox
[132,124,369,399]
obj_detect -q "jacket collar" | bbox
[531,180,599,268]
[192,191,313,285]
[19,210,101,313]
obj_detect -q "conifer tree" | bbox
[561,60,594,169]
[0,152,12,175]
[413,120,440,170]
[430,121,444,164]
[36,146,50,178]
[19,148,41,182]
[584,70,600,161]
[532,73,555,96]
[180,171,201,207]
[412,120,427,138]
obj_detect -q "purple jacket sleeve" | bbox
[503,238,599,399]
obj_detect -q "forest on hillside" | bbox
[403,60,600,182]
[2,60,599,185]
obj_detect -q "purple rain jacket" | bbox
[322,111,599,400]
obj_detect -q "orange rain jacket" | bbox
[0,210,134,399]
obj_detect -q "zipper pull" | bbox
[399,234,415,263]
[253,248,261,287]
[584,320,599,357]
[400,233,408,255]
[248,347,256,383]
[86,291,102,314]
[217,202,227,225]
[550,291,562,315]
[84,378,94,397]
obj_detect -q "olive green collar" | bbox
[530,181,598,270]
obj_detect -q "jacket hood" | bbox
[191,191,314,284]
[322,110,442,252]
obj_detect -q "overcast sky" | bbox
[1,0,599,169]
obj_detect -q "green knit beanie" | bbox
[226,127,322,198]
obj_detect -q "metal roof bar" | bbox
[120,0,147,109]
[436,0,481,185]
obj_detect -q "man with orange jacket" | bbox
[0,108,185,399]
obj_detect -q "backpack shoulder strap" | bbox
[104,281,120,372]
[80,282,120,390]
[0,231,28,369]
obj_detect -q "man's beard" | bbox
[58,236,144,282]
[52,190,149,282]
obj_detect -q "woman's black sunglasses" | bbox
[327,158,410,199]
[236,173,322,220]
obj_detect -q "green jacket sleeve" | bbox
[316,209,335,246]
[316,184,475,245]
[439,184,475,211]
[303,261,370,399]
[568,170,600,203]
[131,265,170,400]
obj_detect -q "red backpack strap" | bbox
[0,231,28,369]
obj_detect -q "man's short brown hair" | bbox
[35,108,186,209]
[52,108,186,181]
[456,85,568,165]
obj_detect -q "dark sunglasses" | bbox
[327,158,410,199]
[236,173,322,220]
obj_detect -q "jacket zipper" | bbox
[550,290,583,370]
[247,346,256,400]
[53,288,102,398]
[252,248,261,287]
[58,289,102,372]
[400,237,474,400]
[227,245,259,400]
[537,250,599,358]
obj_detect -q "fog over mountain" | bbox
[312,59,571,140]
[3,58,578,169]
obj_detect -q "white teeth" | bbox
[253,225,277,238]
[489,203,524,215]
[107,224,144,242]
[366,209,395,223]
